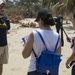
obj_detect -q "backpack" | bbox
[33,30,62,75]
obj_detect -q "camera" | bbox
[54,15,63,25]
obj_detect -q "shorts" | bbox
[0,45,8,64]
[72,65,75,75]
[27,71,39,75]
[27,71,58,75]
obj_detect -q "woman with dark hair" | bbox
[22,8,61,75]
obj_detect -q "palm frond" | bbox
[66,0,75,13]
[51,2,65,15]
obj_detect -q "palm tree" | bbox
[64,0,75,19]
[66,0,75,13]
[51,2,66,16]
[41,0,75,17]
[42,0,60,9]
[41,0,65,16]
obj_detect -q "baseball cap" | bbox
[35,8,49,22]
[0,1,6,8]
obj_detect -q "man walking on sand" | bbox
[0,1,10,75]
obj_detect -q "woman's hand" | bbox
[65,59,70,68]
[22,37,27,46]
[66,36,71,42]
[23,38,27,45]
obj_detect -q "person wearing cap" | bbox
[22,8,61,75]
[0,2,10,75]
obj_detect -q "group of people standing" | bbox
[22,8,75,75]
[0,1,75,75]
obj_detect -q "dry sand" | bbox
[2,19,75,75]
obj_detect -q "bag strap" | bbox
[36,30,48,50]
[54,34,60,52]
[32,30,60,58]
[36,30,60,52]
[32,30,47,58]
[32,48,38,58]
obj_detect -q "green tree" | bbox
[66,0,75,13]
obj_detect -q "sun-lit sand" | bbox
[2,18,74,75]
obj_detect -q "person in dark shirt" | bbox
[55,15,64,47]
[0,2,10,75]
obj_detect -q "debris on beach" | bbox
[19,22,39,28]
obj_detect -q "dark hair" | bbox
[35,8,55,26]
[40,14,55,26]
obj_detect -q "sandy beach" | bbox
[2,19,75,75]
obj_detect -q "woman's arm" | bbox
[22,32,34,59]
[66,37,75,68]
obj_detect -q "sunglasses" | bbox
[0,6,5,9]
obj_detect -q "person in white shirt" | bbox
[22,8,61,75]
